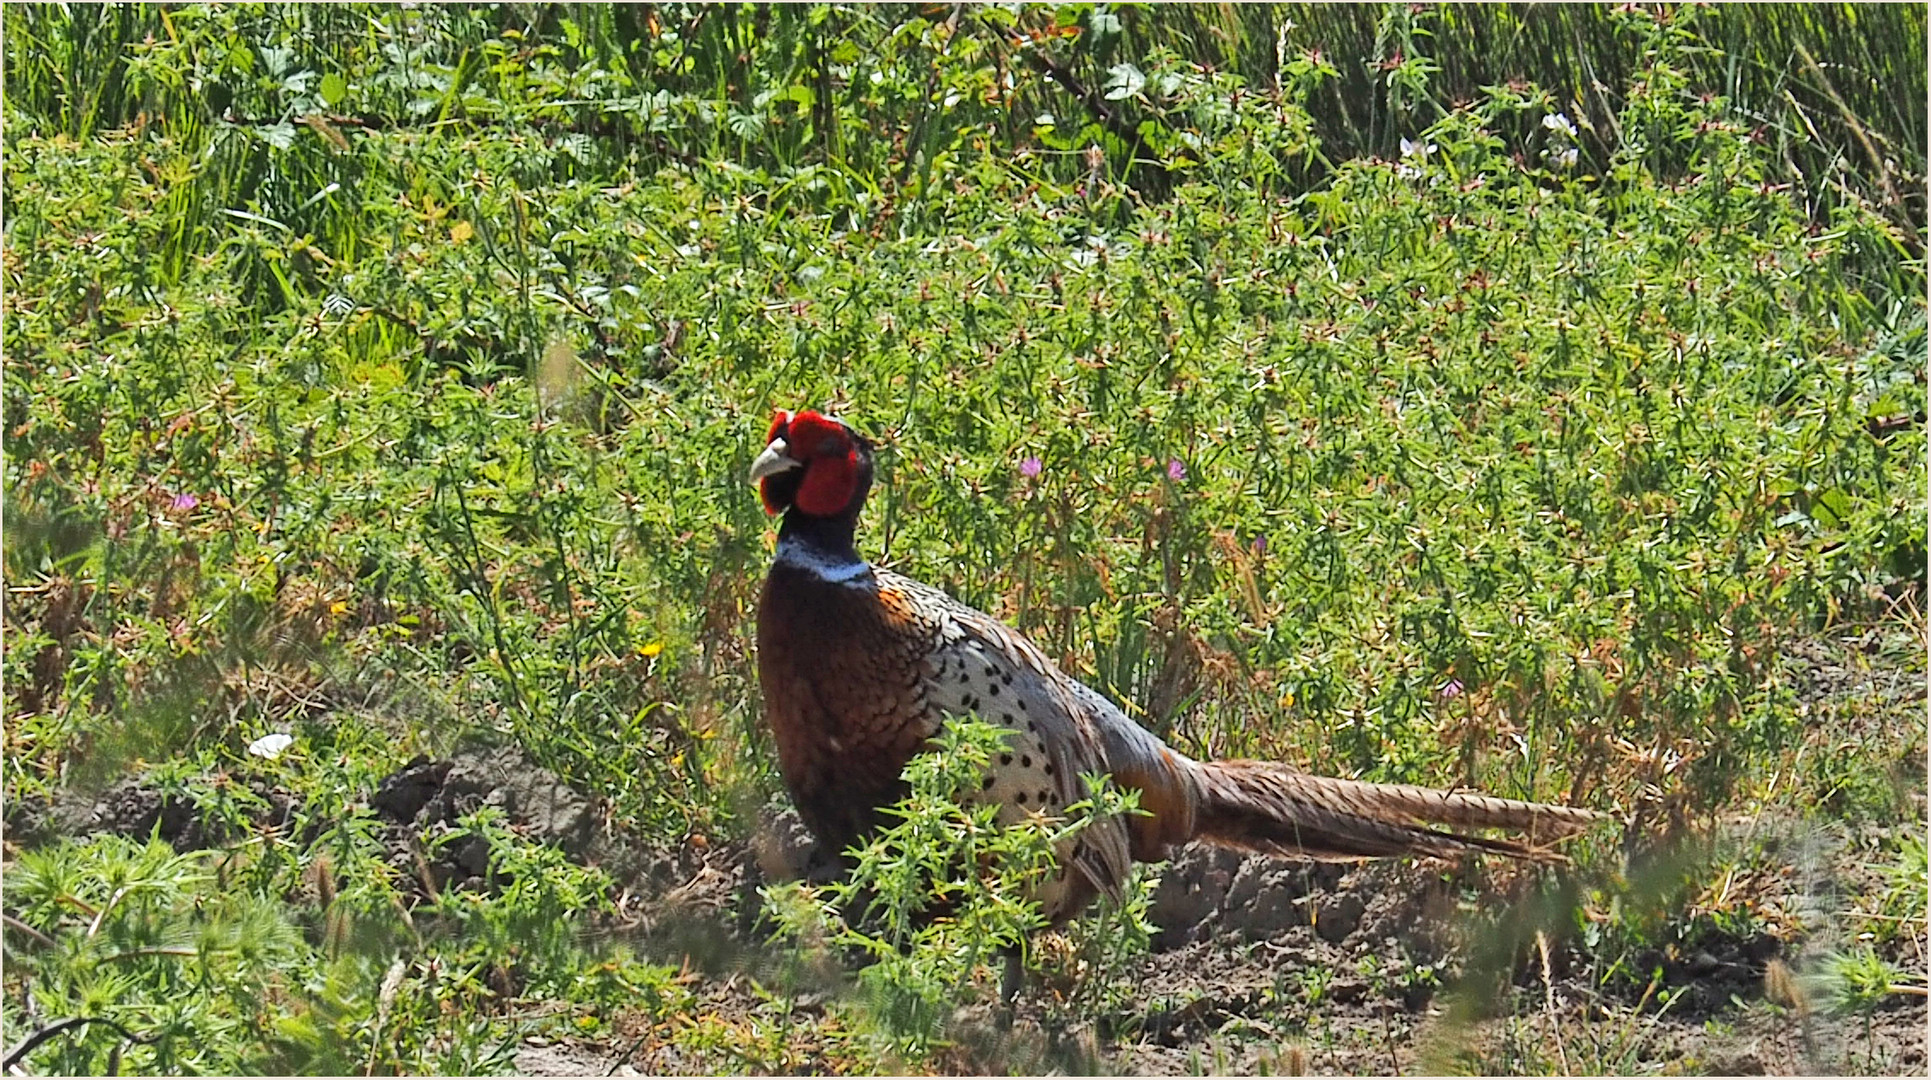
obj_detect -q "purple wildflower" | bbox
[1166,458,1186,482]
[1252,535,1267,557]
[170,493,199,512]
[1438,678,1464,700]
[1019,456,1043,479]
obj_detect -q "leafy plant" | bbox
[763,717,1144,1062]
[1856,830,1929,952]
[1807,945,1926,1015]
[3,834,302,1074]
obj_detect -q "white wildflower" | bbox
[247,732,295,760]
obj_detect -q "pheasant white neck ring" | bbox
[774,534,873,585]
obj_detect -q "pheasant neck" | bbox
[775,512,872,585]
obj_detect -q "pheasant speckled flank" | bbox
[752,410,1605,925]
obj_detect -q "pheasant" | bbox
[751,409,1602,923]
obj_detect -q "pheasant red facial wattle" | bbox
[751,409,1605,926]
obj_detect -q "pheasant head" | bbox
[749,410,874,557]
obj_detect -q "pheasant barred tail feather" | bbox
[1190,759,1605,865]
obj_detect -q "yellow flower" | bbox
[638,640,664,658]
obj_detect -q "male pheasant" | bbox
[751,409,1601,923]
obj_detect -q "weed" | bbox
[763,717,1144,1062]
[1801,943,1931,1046]
[1858,830,1929,954]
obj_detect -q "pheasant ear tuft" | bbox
[786,411,852,460]
[766,410,793,445]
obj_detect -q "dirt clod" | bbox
[1314,891,1367,943]
[370,755,451,824]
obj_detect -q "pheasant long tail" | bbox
[1190,759,1604,865]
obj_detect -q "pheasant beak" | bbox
[748,438,802,483]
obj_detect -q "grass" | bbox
[3,3,1925,1074]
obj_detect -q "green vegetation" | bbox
[3,816,682,1073]
[4,3,1923,1074]
[764,718,1152,1067]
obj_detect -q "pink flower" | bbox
[1019,456,1043,478]
[170,493,199,512]
[1166,459,1186,482]
[1438,679,1464,700]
